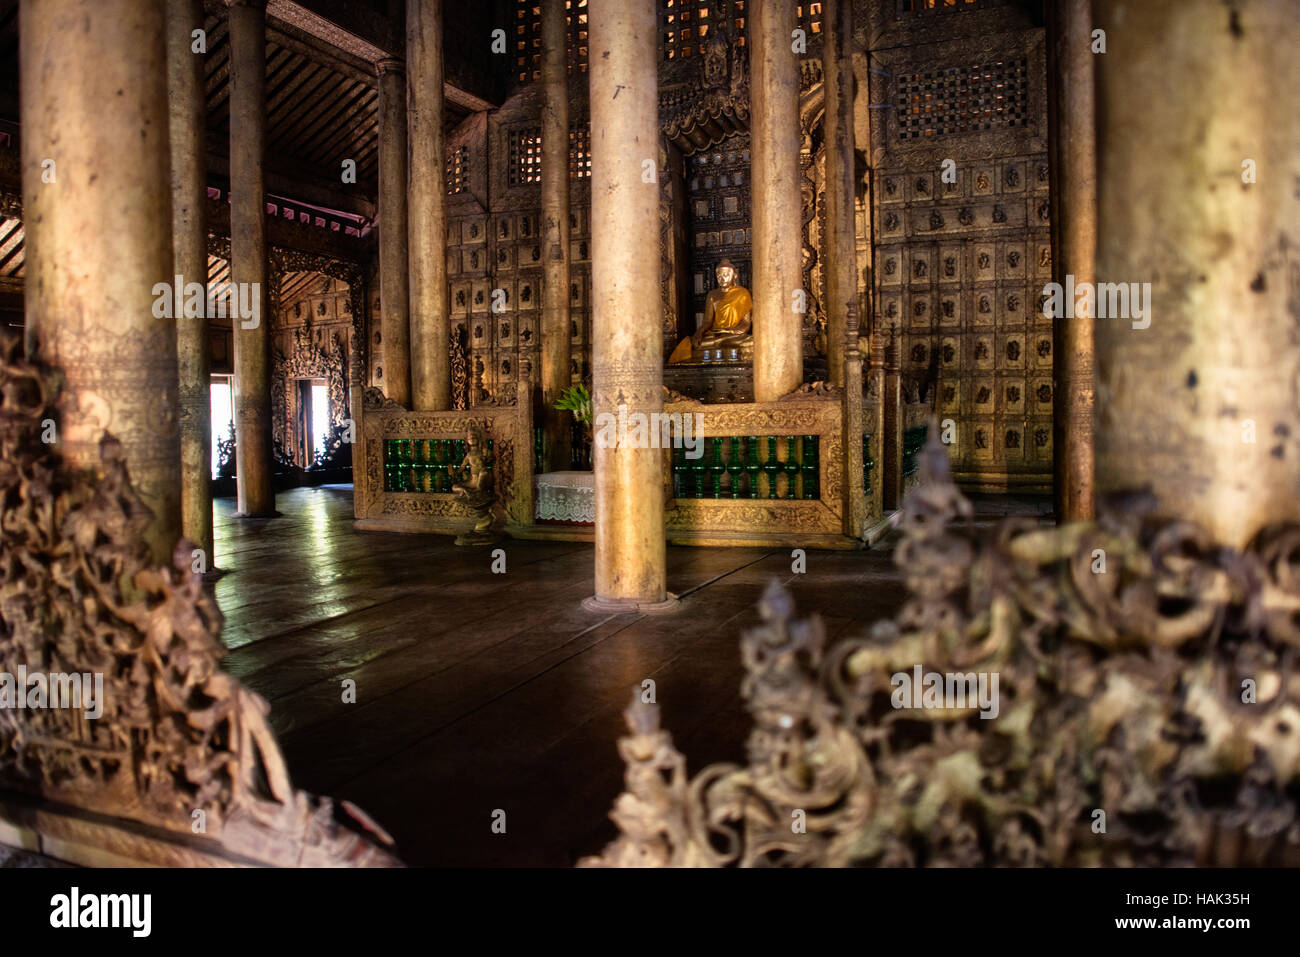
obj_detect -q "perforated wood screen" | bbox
[867,2,1051,489]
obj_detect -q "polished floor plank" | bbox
[212,484,1046,866]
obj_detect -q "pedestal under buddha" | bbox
[668,260,753,364]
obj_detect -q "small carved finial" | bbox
[624,690,660,736]
[917,414,953,486]
[757,578,794,624]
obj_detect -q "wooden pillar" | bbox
[20,0,181,564]
[227,0,274,517]
[824,0,863,534]
[866,317,886,517]
[1093,0,1300,548]
[750,0,803,402]
[541,0,573,471]
[1048,0,1096,523]
[376,56,411,407]
[882,325,902,510]
[823,0,856,391]
[841,303,866,538]
[167,0,215,568]
[353,270,377,521]
[582,0,673,613]
[407,0,450,411]
[853,47,884,526]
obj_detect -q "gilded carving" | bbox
[272,322,348,457]
[587,430,1300,867]
[0,334,397,866]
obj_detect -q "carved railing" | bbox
[664,386,847,545]
[862,433,875,496]
[0,333,397,866]
[671,436,820,501]
[901,423,927,480]
[583,428,1300,867]
[354,374,534,532]
[383,437,466,494]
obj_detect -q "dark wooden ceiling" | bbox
[0,0,483,217]
[202,11,383,200]
[0,2,16,121]
[0,214,21,279]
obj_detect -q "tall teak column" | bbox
[20,0,181,565]
[541,0,573,471]
[1093,0,1300,548]
[407,0,450,411]
[824,0,864,536]
[1048,0,1096,522]
[168,0,215,568]
[583,0,672,613]
[822,0,857,391]
[227,0,274,516]
[377,56,412,407]
[750,0,803,402]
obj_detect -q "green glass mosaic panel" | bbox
[863,433,875,494]
[382,437,494,493]
[671,436,820,501]
[902,425,928,479]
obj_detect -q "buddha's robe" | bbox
[667,285,753,364]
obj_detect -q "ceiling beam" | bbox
[206,134,375,219]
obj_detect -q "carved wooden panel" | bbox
[868,16,1050,487]
[684,133,752,333]
[444,102,596,406]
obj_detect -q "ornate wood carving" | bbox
[269,248,367,384]
[0,333,397,866]
[663,396,844,535]
[585,429,1300,867]
[659,18,751,155]
[271,321,349,459]
[450,323,470,412]
[0,188,21,220]
[869,20,1051,488]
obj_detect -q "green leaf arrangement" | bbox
[553,384,592,427]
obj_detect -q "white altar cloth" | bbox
[535,471,595,524]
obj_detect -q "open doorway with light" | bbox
[298,377,330,467]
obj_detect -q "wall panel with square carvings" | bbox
[867,12,1050,489]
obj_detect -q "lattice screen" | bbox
[513,0,590,84]
[897,58,1029,141]
[508,124,594,185]
[507,128,543,186]
[447,206,592,403]
[685,134,752,328]
[445,145,469,195]
[876,156,1053,480]
[569,125,591,179]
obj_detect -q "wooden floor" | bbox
[213,485,1050,867]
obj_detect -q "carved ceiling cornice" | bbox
[659,22,751,155]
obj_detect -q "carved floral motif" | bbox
[0,334,397,866]
[585,427,1300,867]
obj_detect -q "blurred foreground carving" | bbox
[584,429,1300,867]
[0,333,398,866]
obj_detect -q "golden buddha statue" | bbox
[668,260,753,364]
